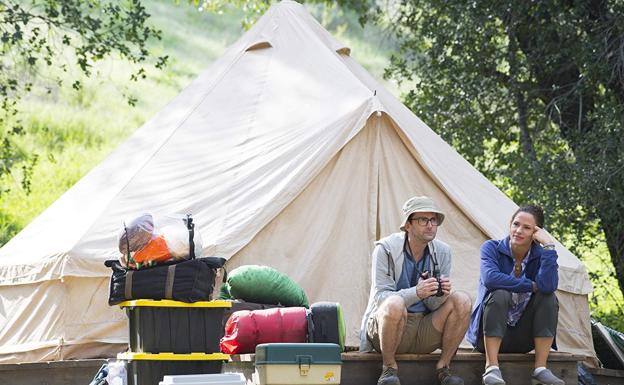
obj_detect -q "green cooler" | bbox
[253,343,342,385]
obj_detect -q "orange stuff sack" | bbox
[132,236,171,264]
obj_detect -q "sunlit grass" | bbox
[0,1,395,244]
[0,0,244,244]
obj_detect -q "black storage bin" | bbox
[120,299,231,354]
[118,352,228,385]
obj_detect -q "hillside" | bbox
[0,0,399,245]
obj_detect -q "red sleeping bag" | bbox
[220,307,308,354]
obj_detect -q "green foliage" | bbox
[584,238,624,331]
[0,1,247,245]
[189,0,380,30]
[190,0,270,29]
[0,0,167,194]
[369,0,624,326]
[0,1,396,247]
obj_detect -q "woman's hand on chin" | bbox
[532,226,555,246]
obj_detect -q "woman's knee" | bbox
[533,291,559,314]
[485,289,512,309]
[534,291,557,303]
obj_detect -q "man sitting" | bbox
[359,196,472,385]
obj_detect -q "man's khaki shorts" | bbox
[366,311,442,353]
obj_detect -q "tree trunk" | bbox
[510,5,624,301]
[599,210,624,296]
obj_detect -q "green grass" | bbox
[0,1,247,244]
[0,1,397,245]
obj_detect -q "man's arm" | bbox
[371,244,422,308]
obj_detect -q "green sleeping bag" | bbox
[221,265,309,307]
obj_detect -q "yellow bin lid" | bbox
[117,352,230,361]
[118,299,232,308]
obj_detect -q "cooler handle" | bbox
[297,355,312,376]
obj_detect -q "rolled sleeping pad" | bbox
[309,301,346,351]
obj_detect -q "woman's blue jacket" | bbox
[466,236,559,347]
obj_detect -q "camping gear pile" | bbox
[217,264,346,355]
[103,213,344,385]
[104,214,230,385]
[107,214,226,304]
[216,265,346,384]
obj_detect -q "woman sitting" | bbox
[466,205,564,385]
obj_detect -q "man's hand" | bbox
[439,276,451,296]
[416,277,441,299]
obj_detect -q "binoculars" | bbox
[432,266,444,297]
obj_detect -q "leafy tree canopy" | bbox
[369,0,624,302]
[189,0,624,316]
[0,0,167,194]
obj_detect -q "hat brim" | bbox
[399,211,445,231]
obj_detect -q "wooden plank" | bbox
[587,367,624,385]
[342,359,578,385]
[0,359,105,385]
[341,351,585,362]
[0,356,581,385]
[229,351,585,362]
[224,352,580,385]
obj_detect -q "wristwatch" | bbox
[543,243,556,250]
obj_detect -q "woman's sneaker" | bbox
[531,368,565,385]
[482,366,506,385]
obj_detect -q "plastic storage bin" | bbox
[119,299,231,353]
[118,352,229,385]
[159,373,245,385]
[253,343,342,385]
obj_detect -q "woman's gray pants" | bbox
[476,289,559,353]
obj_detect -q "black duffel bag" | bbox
[105,257,227,305]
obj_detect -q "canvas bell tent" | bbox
[0,0,595,363]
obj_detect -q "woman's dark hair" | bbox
[511,205,545,228]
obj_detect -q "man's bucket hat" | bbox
[399,196,445,231]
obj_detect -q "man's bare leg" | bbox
[378,296,407,369]
[431,291,472,369]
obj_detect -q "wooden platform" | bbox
[0,352,596,385]
[0,359,106,385]
[227,351,583,385]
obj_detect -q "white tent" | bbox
[0,0,595,363]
